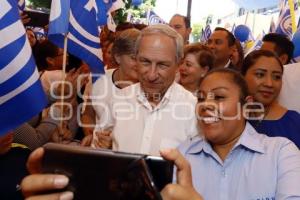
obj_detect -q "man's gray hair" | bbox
[135,24,184,63]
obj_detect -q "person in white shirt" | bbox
[278,63,300,113]
[80,28,141,146]
[259,33,299,113]
[92,24,198,155]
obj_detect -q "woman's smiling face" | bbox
[197,72,246,145]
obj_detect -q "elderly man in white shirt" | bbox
[92,24,198,155]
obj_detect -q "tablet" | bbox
[42,143,173,200]
[23,10,49,27]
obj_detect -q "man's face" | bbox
[260,41,276,52]
[260,41,287,65]
[136,34,178,103]
[169,16,191,44]
[207,30,233,67]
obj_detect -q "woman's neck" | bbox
[182,82,199,93]
[212,122,245,162]
[113,69,136,89]
[263,101,287,120]
[212,134,241,162]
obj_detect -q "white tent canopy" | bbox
[232,0,278,10]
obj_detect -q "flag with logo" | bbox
[245,31,265,55]
[0,0,47,135]
[94,0,124,31]
[275,0,298,39]
[48,0,105,81]
[231,23,236,33]
[269,17,276,33]
[147,10,166,25]
[201,24,212,42]
[17,0,25,10]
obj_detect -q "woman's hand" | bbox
[160,149,203,200]
[21,148,74,200]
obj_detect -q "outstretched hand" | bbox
[160,149,203,200]
[21,148,74,200]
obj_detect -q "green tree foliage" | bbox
[27,0,51,9]
[114,0,156,24]
[191,23,202,42]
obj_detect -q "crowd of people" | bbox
[1,13,300,200]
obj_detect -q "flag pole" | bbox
[288,0,297,34]
[146,7,151,25]
[244,11,249,27]
[59,34,68,142]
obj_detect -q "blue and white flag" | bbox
[275,0,298,39]
[269,17,276,33]
[0,0,47,136]
[48,0,70,35]
[147,10,166,25]
[200,28,205,42]
[231,23,236,33]
[201,24,212,42]
[245,33,265,56]
[32,27,46,40]
[109,0,125,12]
[17,0,25,11]
[48,0,105,81]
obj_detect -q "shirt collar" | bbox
[187,122,265,155]
[136,82,176,110]
[234,122,265,154]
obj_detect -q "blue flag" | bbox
[201,24,212,42]
[48,0,70,35]
[231,23,236,33]
[147,10,166,25]
[17,0,25,11]
[0,0,47,136]
[95,0,113,26]
[275,0,298,39]
[269,17,276,33]
[48,0,105,81]
[245,32,265,55]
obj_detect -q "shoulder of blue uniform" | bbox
[240,122,297,154]
[177,135,204,155]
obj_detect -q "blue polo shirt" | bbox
[178,122,300,200]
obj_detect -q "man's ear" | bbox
[279,54,288,65]
[114,54,121,65]
[187,27,192,35]
[229,45,235,55]
[202,66,210,76]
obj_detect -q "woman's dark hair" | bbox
[241,49,283,75]
[184,43,215,70]
[112,28,141,57]
[201,68,249,105]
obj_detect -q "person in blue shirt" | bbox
[19,69,300,200]
[173,68,300,200]
[242,49,300,148]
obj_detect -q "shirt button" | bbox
[222,170,226,177]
